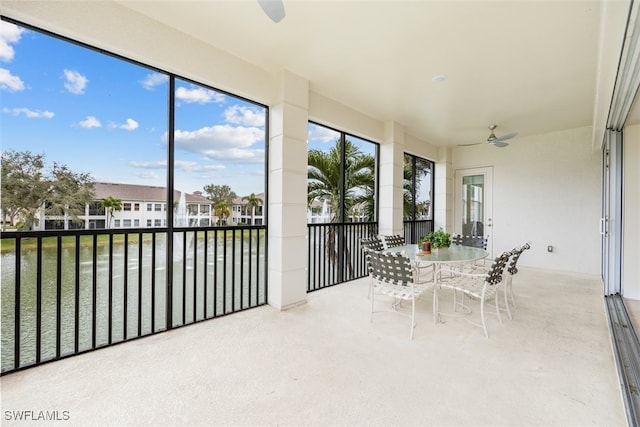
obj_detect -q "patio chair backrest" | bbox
[457,235,488,250]
[451,234,488,250]
[367,250,413,286]
[484,251,512,285]
[361,236,385,253]
[382,234,405,249]
[508,242,531,275]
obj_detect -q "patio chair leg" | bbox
[494,291,502,324]
[453,290,463,312]
[433,287,439,324]
[410,298,416,340]
[480,300,489,338]
[503,284,512,320]
[508,276,517,308]
[370,286,375,323]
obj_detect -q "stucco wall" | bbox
[453,126,601,275]
[1,0,607,279]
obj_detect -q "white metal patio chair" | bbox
[457,242,531,320]
[502,242,531,319]
[382,234,433,284]
[361,236,385,253]
[451,234,489,266]
[367,250,431,340]
[360,236,386,299]
[438,250,512,338]
[381,234,405,249]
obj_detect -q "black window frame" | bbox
[307,121,380,224]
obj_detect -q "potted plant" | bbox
[420,228,451,249]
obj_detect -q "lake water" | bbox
[1,234,266,372]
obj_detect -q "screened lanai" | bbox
[1,0,640,425]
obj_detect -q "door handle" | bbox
[599,218,607,236]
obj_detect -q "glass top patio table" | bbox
[383,244,489,324]
[384,244,488,264]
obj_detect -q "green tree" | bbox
[307,139,375,277]
[44,163,95,227]
[1,150,47,231]
[203,184,237,207]
[204,184,237,226]
[1,150,94,230]
[101,196,123,229]
[403,155,432,220]
[308,139,375,222]
[214,200,230,226]
[403,158,414,219]
[242,193,263,225]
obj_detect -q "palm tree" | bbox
[101,196,122,229]
[403,156,432,219]
[214,200,230,225]
[308,139,375,278]
[242,193,262,225]
[308,139,375,222]
[403,158,414,219]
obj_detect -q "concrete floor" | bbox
[0,267,627,426]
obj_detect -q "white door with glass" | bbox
[455,167,493,256]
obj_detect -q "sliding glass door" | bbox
[601,130,623,295]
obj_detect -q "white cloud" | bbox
[308,123,340,143]
[2,107,54,118]
[128,159,225,173]
[79,116,101,128]
[0,68,24,91]
[119,118,139,131]
[175,86,225,104]
[63,69,88,94]
[128,160,166,169]
[224,105,265,127]
[141,73,168,90]
[200,147,265,163]
[0,21,24,62]
[174,160,226,173]
[169,124,265,163]
[173,124,263,148]
[134,171,160,180]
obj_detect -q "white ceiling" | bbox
[114,0,632,147]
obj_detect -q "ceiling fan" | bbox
[257,0,286,23]
[459,125,518,148]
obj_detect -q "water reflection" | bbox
[1,233,265,372]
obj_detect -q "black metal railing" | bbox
[403,219,434,244]
[307,221,378,292]
[0,225,267,375]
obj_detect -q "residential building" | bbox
[229,193,265,225]
[33,182,214,230]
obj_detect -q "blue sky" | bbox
[0,19,388,203]
[1,20,268,197]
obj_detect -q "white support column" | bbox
[268,70,309,310]
[378,121,405,236]
[434,146,453,233]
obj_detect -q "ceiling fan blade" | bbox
[257,0,286,23]
[495,131,518,142]
[491,140,509,148]
[457,142,483,147]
